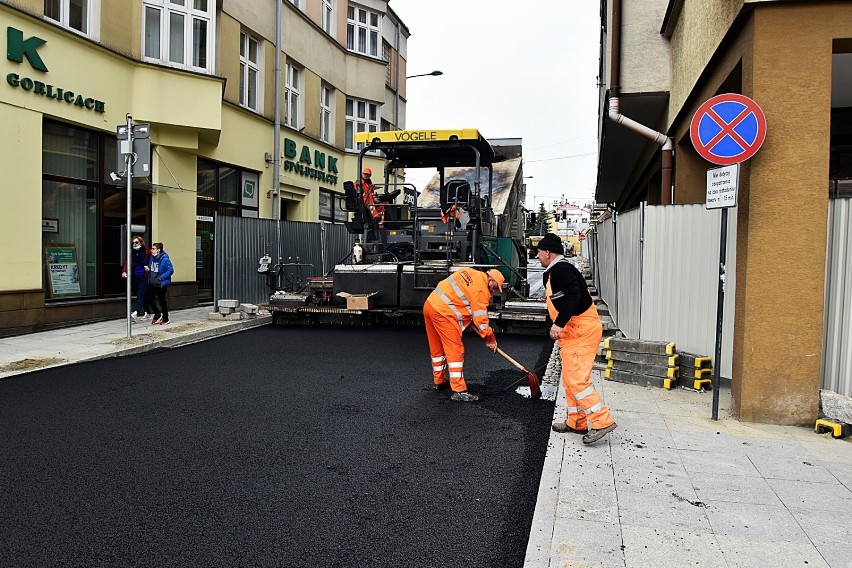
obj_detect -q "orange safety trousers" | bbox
[556,304,615,430]
[423,301,468,393]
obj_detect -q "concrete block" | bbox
[606,350,678,367]
[677,351,712,369]
[217,299,240,309]
[208,312,225,320]
[604,337,676,355]
[607,359,677,378]
[820,389,852,424]
[218,307,234,315]
[224,313,242,321]
[604,368,668,388]
[240,303,258,313]
[679,367,712,380]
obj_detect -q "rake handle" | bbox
[496,347,529,373]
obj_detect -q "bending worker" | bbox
[424,268,505,402]
[536,233,617,444]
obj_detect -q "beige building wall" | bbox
[728,4,841,424]
[150,147,197,284]
[667,2,848,424]
[669,0,743,115]
[100,0,142,57]
[0,103,42,292]
[620,0,671,93]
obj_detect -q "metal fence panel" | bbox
[821,197,852,396]
[615,206,642,339]
[640,204,736,378]
[594,216,618,323]
[214,216,280,306]
[215,218,356,306]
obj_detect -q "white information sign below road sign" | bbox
[706,163,739,209]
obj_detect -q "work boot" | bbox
[582,423,617,445]
[551,422,587,434]
[451,391,479,402]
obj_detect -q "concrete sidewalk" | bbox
[525,344,852,568]
[0,306,271,380]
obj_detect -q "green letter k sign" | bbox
[7,27,48,72]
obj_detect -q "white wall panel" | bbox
[594,217,617,322]
[821,197,852,396]
[615,207,642,339]
[640,204,736,379]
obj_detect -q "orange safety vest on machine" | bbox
[358,179,385,227]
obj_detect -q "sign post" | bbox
[690,93,766,420]
[121,115,134,338]
[116,117,151,338]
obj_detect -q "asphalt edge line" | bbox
[523,348,566,567]
[0,316,271,379]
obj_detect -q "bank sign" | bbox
[5,27,106,114]
[282,138,339,185]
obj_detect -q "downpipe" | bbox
[608,97,674,204]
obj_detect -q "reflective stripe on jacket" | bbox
[426,268,493,337]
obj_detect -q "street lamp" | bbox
[406,70,443,79]
[396,71,443,129]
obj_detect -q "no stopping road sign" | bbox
[690,93,766,165]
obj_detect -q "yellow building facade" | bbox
[0,0,409,335]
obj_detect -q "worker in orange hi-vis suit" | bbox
[536,233,617,445]
[423,268,505,402]
[357,167,384,229]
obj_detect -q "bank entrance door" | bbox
[196,207,215,302]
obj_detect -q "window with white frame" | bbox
[320,85,334,143]
[288,0,300,9]
[383,42,391,86]
[285,63,302,129]
[143,0,214,72]
[346,5,380,58]
[44,0,90,34]
[345,97,378,151]
[239,31,260,111]
[321,0,334,35]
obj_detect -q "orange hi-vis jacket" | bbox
[358,179,384,224]
[426,268,493,338]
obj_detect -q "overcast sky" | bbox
[389,0,601,210]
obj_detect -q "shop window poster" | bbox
[45,244,81,298]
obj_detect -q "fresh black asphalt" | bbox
[0,325,555,567]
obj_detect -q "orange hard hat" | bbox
[487,269,505,289]
[362,167,372,175]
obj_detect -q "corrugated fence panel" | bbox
[821,197,852,396]
[615,207,642,339]
[216,218,356,306]
[279,221,324,283]
[322,223,358,274]
[215,215,280,306]
[640,204,736,379]
[595,216,617,323]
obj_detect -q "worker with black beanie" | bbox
[536,233,617,444]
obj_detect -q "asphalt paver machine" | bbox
[263,128,548,334]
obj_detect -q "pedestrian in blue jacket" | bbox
[146,242,174,325]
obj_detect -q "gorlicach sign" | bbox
[5,26,106,114]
